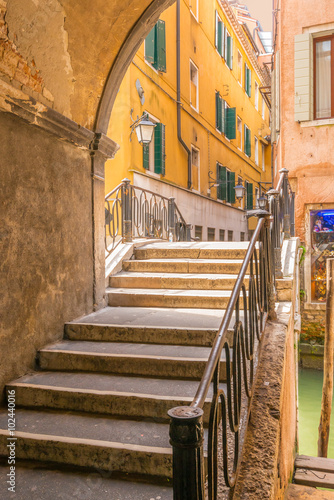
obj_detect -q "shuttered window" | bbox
[216,163,226,201]
[227,171,235,203]
[245,63,251,97]
[154,123,165,175]
[246,182,253,210]
[142,121,165,176]
[244,125,251,157]
[215,91,225,133]
[226,34,233,69]
[225,107,236,140]
[145,20,166,72]
[215,11,224,57]
[294,33,312,122]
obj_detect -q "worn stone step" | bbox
[0,462,173,500]
[7,371,217,423]
[66,306,228,345]
[110,271,246,290]
[134,241,249,260]
[0,409,172,478]
[123,258,245,274]
[38,341,228,381]
[107,288,243,310]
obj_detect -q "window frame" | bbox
[313,34,334,120]
[254,136,259,166]
[142,114,166,176]
[191,145,200,192]
[190,59,199,112]
[190,0,199,21]
[255,81,259,110]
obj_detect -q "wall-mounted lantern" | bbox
[130,110,156,145]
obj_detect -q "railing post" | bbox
[186,223,192,242]
[280,168,291,240]
[290,191,295,237]
[168,197,176,242]
[168,406,205,500]
[122,178,132,242]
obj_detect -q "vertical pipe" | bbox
[177,0,192,189]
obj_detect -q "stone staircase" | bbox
[0,241,249,499]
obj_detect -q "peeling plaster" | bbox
[6,0,74,117]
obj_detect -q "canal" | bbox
[299,368,334,458]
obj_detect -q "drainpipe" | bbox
[177,0,192,190]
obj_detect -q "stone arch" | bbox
[94,0,175,134]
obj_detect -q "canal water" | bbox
[299,368,334,458]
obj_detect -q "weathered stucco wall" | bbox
[0,110,94,401]
[0,0,175,130]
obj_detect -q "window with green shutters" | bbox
[215,11,224,57]
[216,162,227,201]
[244,63,251,97]
[227,171,235,203]
[144,20,166,72]
[154,123,165,175]
[142,122,165,176]
[225,107,236,140]
[226,33,233,69]
[246,182,253,210]
[215,91,225,133]
[216,163,235,203]
[244,124,251,157]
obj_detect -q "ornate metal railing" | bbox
[268,168,295,278]
[168,168,295,499]
[105,178,190,257]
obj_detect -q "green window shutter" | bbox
[154,123,165,175]
[143,144,150,170]
[228,171,235,203]
[216,92,223,132]
[217,163,227,201]
[226,36,232,69]
[246,182,253,210]
[156,20,166,72]
[145,26,156,65]
[244,63,248,92]
[247,68,251,97]
[225,107,236,140]
[244,126,251,157]
[221,99,225,134]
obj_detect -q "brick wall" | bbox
[0,0,53,107]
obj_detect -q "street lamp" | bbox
[130,111,156,145]
[258,193,268,210]
[234,183,246,201]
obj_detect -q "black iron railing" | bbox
[168,168,295,499]
[105,178,190,256]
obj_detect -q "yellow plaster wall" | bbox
[106,0,271,209]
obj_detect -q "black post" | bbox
[168,197,176,242]
[168,406,205,500]
[280,168,291,240]
[122,178,132,242]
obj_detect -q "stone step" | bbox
[110,271,246,290]
[134,241,249,260]
[107,288,242,310]
[66,306,228,345]
[0,409,173,478]
[7,371,217,424]
[0,462,173,500]
[123,258,245,274]
[38,341,228,381]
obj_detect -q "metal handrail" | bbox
[168,169,295,499]
[105,178,190,257]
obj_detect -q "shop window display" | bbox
[311,210,334,302]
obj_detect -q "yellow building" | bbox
[105,0,271,241]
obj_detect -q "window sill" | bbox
[300,118,334,128]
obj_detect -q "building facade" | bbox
[105,0,272,241]
[272,0,334,336]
